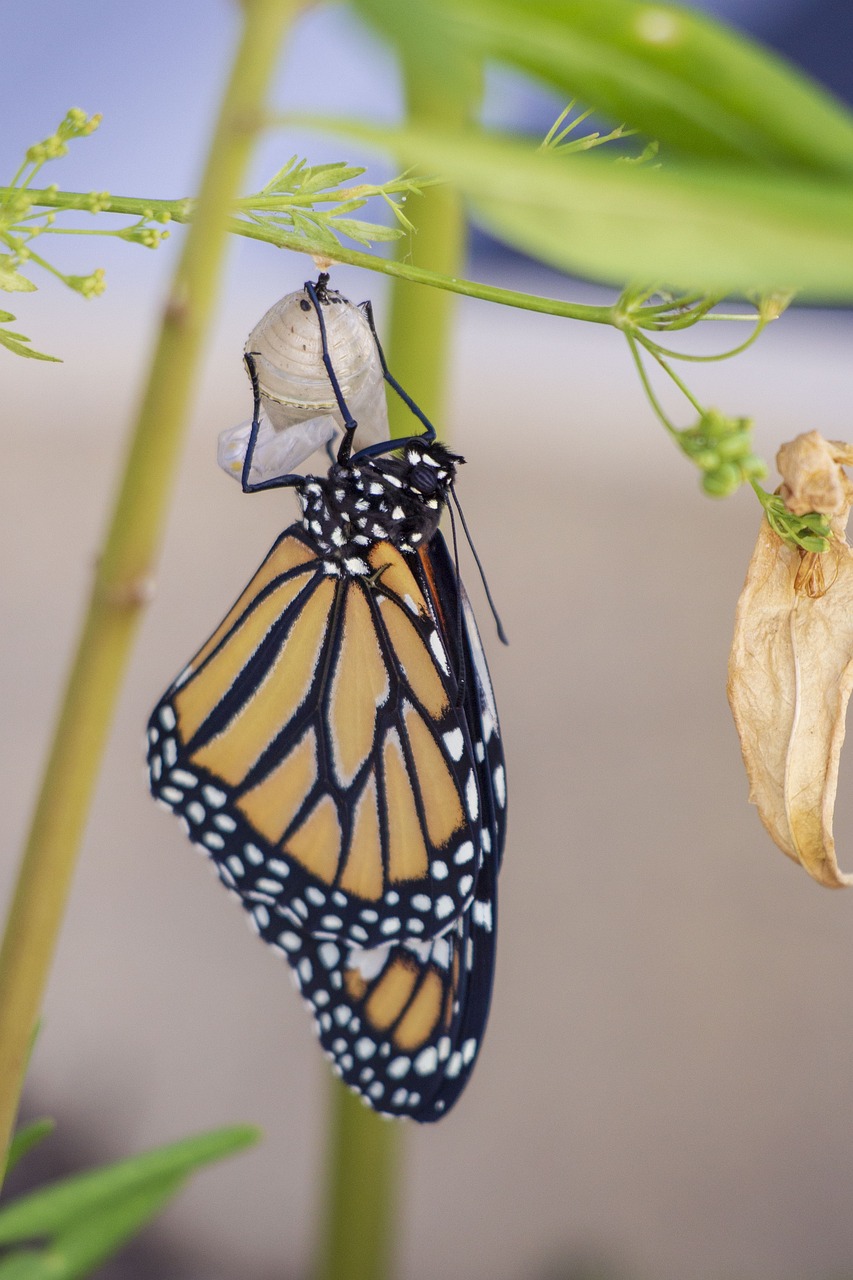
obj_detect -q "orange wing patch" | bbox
[189,578,334,784]
[189,534,318,673]
[327,586,390,786]
[286,794,341,882]
[339,772,384,900]
[392,970,444,1050]
[377,597,449,718]
[403,703,464,849]
[369,542,430,618]
[175,575,309,744]
[382,728,429,882]
[236,729,317,843]
[365,956,420,1030]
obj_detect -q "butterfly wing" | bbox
[266,532,505,1121]
[148,526,486,949]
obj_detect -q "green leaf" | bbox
[297,162,367,194]
[4,1122,55,1179]
[287,209,341,251]
[312,118,853,299]
[0,258,36,294]
[439,0,853,175]
[0,1177,185,1280]
[0,1125,259,1245]
[0,1249,45,1278]
[330,216,402,245]
[0,323,61,362]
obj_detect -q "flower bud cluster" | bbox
[678,408,767,496]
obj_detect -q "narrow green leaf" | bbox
[330,217,402,244]
[47,1174,185,1280]
[298,163,366,193]
[443,0,853,175]
[0,1126,259,1244]
[323,196,368,215]
[287,209,341,251]
[4,1122,55,1179]
[0,1249,44,1279]
[0,1176,185,1280]
[0,328,61,362]
[314,118,853,299]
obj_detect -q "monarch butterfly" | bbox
[147,277,506,1119]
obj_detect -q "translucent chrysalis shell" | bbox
[218,282,390,484]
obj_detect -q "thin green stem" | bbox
[0,0,301,1179]
[8,246,68,282]
[642,316,768,363]
[634,332,705,414]
[625,332,678,434]
[3,187,617,325]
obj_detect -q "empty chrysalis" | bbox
[218,279,390,484]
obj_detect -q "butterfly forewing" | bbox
[148,529,485,950]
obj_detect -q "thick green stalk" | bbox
[0,0,301,1173]
[313,58,470,1280]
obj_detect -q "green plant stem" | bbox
[0,0,301,1178]
[316,1086,402,1280]
[634,333,705,413]
[313,57,471,1280]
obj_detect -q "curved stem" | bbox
[625,333,679,435]
[0,0,302,1177]
[634,332,705,415]
[641,317,768,363]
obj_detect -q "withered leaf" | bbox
[728,432,853,888]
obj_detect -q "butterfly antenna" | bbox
[304,277,358,464]
[447,498,468,709]
[450,489,509,646]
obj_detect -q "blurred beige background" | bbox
[5,255,853,1278]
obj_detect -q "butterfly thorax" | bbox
[296,440,463,569]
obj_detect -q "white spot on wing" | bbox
[465,771,479,820]
[429,630,450,675]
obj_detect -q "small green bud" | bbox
[702,463,741,496]
[84,191,111,213]
[741,455,768,480]
[716,432,752,461]
[693,449,720,471]
[66,268,106,298]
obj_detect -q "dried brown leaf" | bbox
[728,432,853,888]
